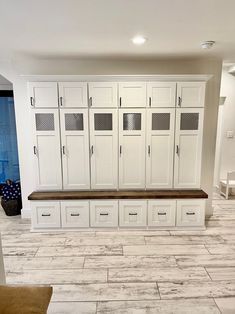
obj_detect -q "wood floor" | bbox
[1,195,235,313]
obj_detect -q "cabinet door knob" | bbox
[62,146,66,155]
[119,97,122,107]
[129,212,138,216]
[71,213,80,216]
[42,213,51,217]
[186,212,195,215]
[148,145,151,156]
[60,96,63,106]
[89,97,92,107]
[30,97,34,107]
[176,145,179,155]
[120,145,122,156]
[100,213,109,216]
[33,146,38,155]
[158,212,167,216]
[149,97,151,107]
[178,96,182,107]
[91,145,94,155]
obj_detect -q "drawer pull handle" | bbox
[71,213,80,216]
[41,214,51,217]
[100,213,109,216]
[129,213,138,216]
[158,212,166,216]
[186,212,195,215]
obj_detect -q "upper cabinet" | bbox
[28,82,58,108]
[147,82,176,108]
[119,82,146,108]
[177,82,206,108]
[88,82,118,108]
[58,82,88,108]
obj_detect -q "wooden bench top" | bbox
[28,189,208,201]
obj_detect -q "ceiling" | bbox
[0,0,235,61]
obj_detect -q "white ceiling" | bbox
[0,0,235,61]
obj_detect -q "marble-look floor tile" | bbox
[97,299,220,314]
[96,230,170,236]
[221,234,235,242]
[52,283,160,302]
[108,266,210,282]
[22,256,85,270]
[3,247,38,257]
[158,281,235,299]
[3,257,28,271]
[66,235,145,246]
[48,302,97,314]
[6,268,107,284]
[123,244,208,256]
[206,267,235,281]
[206,244,235,254]
[84,255,177,268]
[170,228,235,235]
[214,297,235,314]
[1,237,66,247]
[176,254,235,267]
[144,235,224,245]
[36,245,123,257]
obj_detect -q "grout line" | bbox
[204,267,213,281]
[213,298,223,314]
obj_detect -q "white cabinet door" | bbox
[90,200,118,227]
[119,200,147,227]
[60,109,90,190]
[146,108,175,189]
[147,82,176,108]
[90,109,118,189]
[174,108,204,188]
[32,109,62,190]
[88,82,117,108]
[58,82,88,108]
[176,199,205,227]
[61,201,89,228]
[31,201,61,229]
[119,82,146,108]
[148,200,176,227]
[28,82,58,108]
[177,82,206,108]
[119,109,145,189]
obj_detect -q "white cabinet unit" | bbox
[90,109,118,189]
[174,108,204,188]
[32,109,62,190]
[58,82,88,108]
[146,108,175,189]
[31,201,61,229]
[119,82,146,107]
[119,200,147,227]
[119,109,146,189]
[148,200,176,227]
[147,82,176,108]
[177,82,205,108]
[61,201,89,228]
[90,200,118,227]
[28,82,58,108]
[88,82,118,108]
[60,109,90,190]
[176,199,205,227]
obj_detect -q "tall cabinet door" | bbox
[58,82,88,108]
[88,82,117,108]
[60,109,90,190]
[90,109,118,189]
[147,82,176,108]
[119,109,146,189]
[28,82,58,108]
[119,82,146,108]
[32,109,62,190]
[174,108,204,188]
[146,108,175,189]
[177,82,205,108]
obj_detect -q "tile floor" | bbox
[1,195,235,313]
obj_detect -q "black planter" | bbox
[1,198,22,216]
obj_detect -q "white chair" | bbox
[220,171,235,199]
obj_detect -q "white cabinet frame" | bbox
[177,82,206,108]
[147,82,176,108]
[119,82,147,108]
[58,82,88,108]
[88,82,118,108]
[28,82,58,108]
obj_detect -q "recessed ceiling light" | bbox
[132,36,147,45]
[201,41,215,49]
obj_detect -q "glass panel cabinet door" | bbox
[90,109,118,189]
[60,109,90,190]
[174,108,204,188]
[146,108,175,189]
[32,109,62,190]
[119,109,146,189]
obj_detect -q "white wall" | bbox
[0,74,12,90]
[0,57,222,217]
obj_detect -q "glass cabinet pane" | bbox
[180,113,199,130]
[152,113,170,130]
[65,113,84,130]
[94,113,112,130]
[35,113,54,131]
[123,113,141,130]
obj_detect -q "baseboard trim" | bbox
[21,208,31,219]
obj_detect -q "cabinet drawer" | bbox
[176,200,205,227]
[31,201,61,229]
[90,201,118,227]
[61,201,89,228]
[119,200,147,227]
[148,200,176,227]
